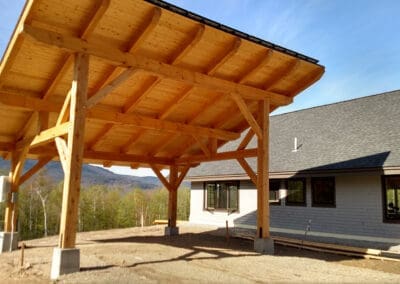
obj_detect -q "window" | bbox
[312,177,335,207]
[205,181,239,212]
[286,178,306,206]
[382,176,400,222]
[269,179,281,205]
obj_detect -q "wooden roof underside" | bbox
[0,0,324,169]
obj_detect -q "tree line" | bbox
[0,170,190,240]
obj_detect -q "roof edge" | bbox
[144,0,321,65]
[271,89,400,118]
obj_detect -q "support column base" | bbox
[254,237,275,254]
[50,248,80,279]
[0,232,19,253]
[164,226,179,236]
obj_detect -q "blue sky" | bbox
[0,0,399,176]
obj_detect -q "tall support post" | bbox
[165,165,178,235]
[1,151,27,252]
[51,53,89,279]
[254,99,274,254]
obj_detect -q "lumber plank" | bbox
[237,129,255,150]
[59,53,89,249]
[169,25,205,65]
[22,24,293,106]
[86,68,139,108]
[207,37,241,75]
[86,108,240,141]
[264,59,300,90]
[238,49,273,84]
[18,156,53,185]
[256,99,270,239]
[150,164,173,191]
[231,92,262,139]
[25,122,70,149]
[192,134,211,157]
[175,148,257,164]
[237,158,257,185]
[54,137,68,174]
[168,165,178,227]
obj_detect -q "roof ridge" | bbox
[272,89,400,118]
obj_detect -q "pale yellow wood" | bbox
[237,157,257,185]
[86,124,114,150]
[85,150,173,165]
[231,92,262,139]
[175,148,257,165]
[207,37,241,76]
[22,24,293,106]
[56,91,71,125]
[86,108,240,141]
[18,156,53,185]
[158,86,194,120]
[170,25,205,65]
[123,77,161,113]
[238,129,254,150]
[192,134,211,157]
[168,165,178,227]
[55,137,68,174]
[256,99,270,239]
[264,59,300,90]
[128,7,162,54]
[150,164,173,191]
[59,53,89,249]
[0,92,61,113]
[26,122,70,149]
[80,0,110,39]
[86,68,139,108]
[239,49,273,84]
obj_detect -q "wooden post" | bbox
[58,53,89,249]
[168,165,178,228]
[4,150,28,233]
[257,99,270,239]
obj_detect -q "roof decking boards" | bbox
[0,0,324,276]
[0,0,324,168]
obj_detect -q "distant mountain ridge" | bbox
[0,159,161,189]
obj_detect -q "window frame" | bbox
[204,181,239,212]
[382,175,400,224]
[285,178,306,206]
[311,177,336,208]
[269,179,282,205]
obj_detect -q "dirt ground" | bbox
[1,223,400,283]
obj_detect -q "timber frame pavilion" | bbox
[0,0,324,278]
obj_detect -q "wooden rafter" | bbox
[289,67,325,96]
[150,164,172,191]
[264,59,300,90]
[22,24,292,106]
[169,25,205,65]
[86,68,139,108]
[238,49,273,84]
[127,7,162,54]
[123,77,161,113]
[192,134,211,157]
[158,86,194,120]
[87,108,239,140]
[207,37,241,76]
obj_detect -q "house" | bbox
[187,90,400,249]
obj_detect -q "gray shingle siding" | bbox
[188,90,400,178]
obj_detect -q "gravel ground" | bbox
[1,223,400,283]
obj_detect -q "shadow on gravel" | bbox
[83,230,257,270]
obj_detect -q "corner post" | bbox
[254,99,274,254]
[165,165,179,236]
[1,151,26,252]
[51,53,89,279]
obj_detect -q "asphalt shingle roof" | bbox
[188,90,400,178]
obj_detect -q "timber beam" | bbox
[21,24,292,106]
[175,148,257,165]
